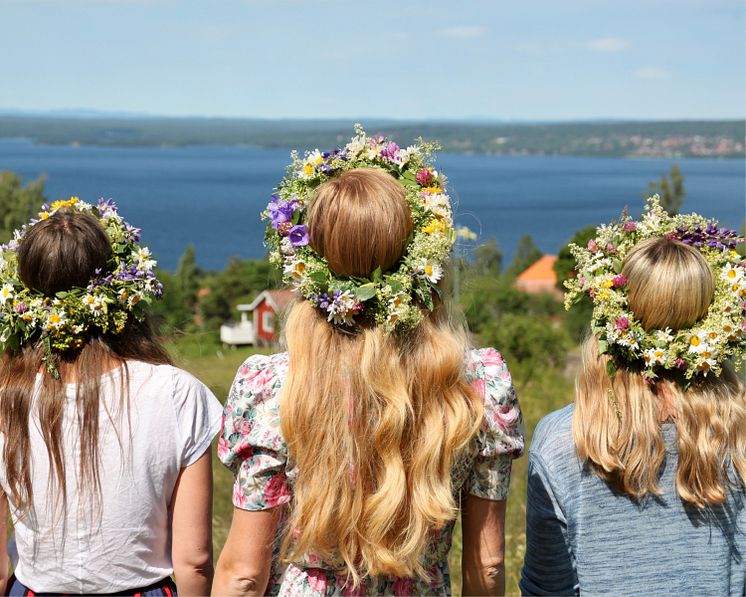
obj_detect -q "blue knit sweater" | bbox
[520,404,745,596]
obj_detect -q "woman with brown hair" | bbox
[521,199,746,595]
[213,129,525,595]
[0,198,223,595]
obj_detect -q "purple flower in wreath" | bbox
[288,224,309,247]
[615,316,630,331]
[267,195,299,230]
[623,221,637,232]
[380,142,400,162]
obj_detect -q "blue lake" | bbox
[1,139,744,271]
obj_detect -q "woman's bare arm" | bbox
[171,448,214,595]
[462,495,507,596]
[212,507,281,596]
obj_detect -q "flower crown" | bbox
[263,125,454,332]
[564,196,746,381]
[0,197,163,376]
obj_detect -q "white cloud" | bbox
[588,37,629,52]
[442,26,486,39]
[635,66,672,79]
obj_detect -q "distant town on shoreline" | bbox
[0,114,743,159]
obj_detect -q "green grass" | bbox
[167,332,574,595]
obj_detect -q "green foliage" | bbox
[472,237,503,276]
[645,163,685,215]
[504,234,542,279]
[175,244,200,309]
[460,263,568,385]
[0,171,46,242]
[479,313,570,383]
[199,257,281,330]
[150,269,194,333]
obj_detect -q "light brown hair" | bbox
[573,237,746,507]
[0,210,172,515]
[280,168,483,582]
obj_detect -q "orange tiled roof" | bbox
[516,254,558,283]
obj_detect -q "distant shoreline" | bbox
[1,116,743,159]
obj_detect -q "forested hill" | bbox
[0,115,743,158]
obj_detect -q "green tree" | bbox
[646,163,685,215]
[479,312,570,384]
[472,238,503,276]
[175,244,200,310]
[505,234,542,279]
[0,172,46,242]
[149,269,194,333]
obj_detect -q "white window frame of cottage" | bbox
[262,310,274,333]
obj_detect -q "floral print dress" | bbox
[219,348,524,596]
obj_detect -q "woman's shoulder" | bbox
[231,352,289,396]
[465,347,511,383]
[530,404,576,468]
[125,360,209,393]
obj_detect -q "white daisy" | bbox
[416,259,443,284]
[688,332,709,354]
[135,247,157,271]
[656,328,674,343]
[283,260,307,283]
[721,263,744,283]
[0,284,14,305]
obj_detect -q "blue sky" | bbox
[1,0,744,120]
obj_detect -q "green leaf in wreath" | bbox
[355,283,377,301]
[308,271,328,285]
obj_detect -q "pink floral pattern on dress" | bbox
[219,348,524,596]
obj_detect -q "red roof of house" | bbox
[244,289,296,312]
[516,254,558,283]
[265,289,295,311]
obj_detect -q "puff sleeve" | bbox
[464,347,525,500]
[218,353,293,511]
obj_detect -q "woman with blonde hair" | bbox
[0,198,223,595]
[214,129,524,596]
[521,198,746,595]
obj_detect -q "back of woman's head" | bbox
[308,167,412,277]
[574,236,746,508]
[622,237,714,331]
[1,207,170,515]
[281,167,482,583]
[17,209,112,297]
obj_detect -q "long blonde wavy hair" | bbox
[279,168,483,583]
[573,237,746,508]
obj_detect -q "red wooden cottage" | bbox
[220,289,295,346]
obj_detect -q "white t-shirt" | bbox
[0,360,223,593]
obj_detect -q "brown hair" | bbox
[573,237,746,507]
[280,168,482,583]
[1,210,172,515]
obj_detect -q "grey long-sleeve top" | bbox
[520,404,745,596]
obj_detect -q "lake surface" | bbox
[1,139,743,271]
